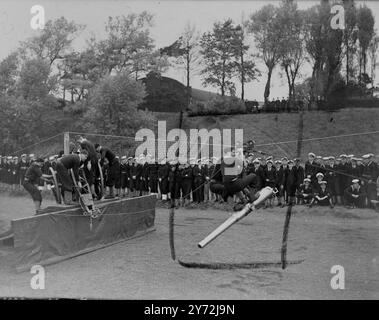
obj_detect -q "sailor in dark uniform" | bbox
[297,178,313,205]
[337,154,350,204]
[148,156,159,197]
[309,180,333,208]
[23,158,52,214]
[181,160,193,206]
[284,160,297,205]
[77,136,98,198]
[361,153,378,207]
[168,159,180,207]
[55,151,89,204]
[344,179,366,208]
[294,158,304,199]
[120,156,128,197]
[129,157,138,197]
[305,152,318,184]
[114,156,121,197]
[192,159,205,203]
[325,156,338,205]
[263,159,276,207]
[18,154,29,189]
[277,157,289,207]
[95,144,117,199]
[158,158,170,201]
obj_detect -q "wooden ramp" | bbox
[4,195,156,273]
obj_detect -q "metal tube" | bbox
[198,187,273,248]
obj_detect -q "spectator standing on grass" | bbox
[361,154,378,208]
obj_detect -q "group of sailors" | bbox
[1,140,378,211]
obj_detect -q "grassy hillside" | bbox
[21,108,379,159]
[181,108,379,159]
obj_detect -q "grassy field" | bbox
[182,108,379,159]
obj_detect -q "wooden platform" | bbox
[3,195,156,272]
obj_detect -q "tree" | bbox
[303,2,331,101]
[233,24,260,101]
[83,73,154,136]
[247,4,283,103]
[277,0,305,105]
[17,58,55,100]
[20,17,84,66]
[369,32,379,92]
[357,5,375,85]
[96,12,168,78]
[343,0,358,84]
[200,19,239,96]
[0,52,19,95]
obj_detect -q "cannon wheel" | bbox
[98,161,105,199]
[49,167,62,204]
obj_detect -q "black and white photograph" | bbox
[0,0,378,303]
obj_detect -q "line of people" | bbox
[1,145,378,211]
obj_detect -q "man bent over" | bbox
[23,158,52,214]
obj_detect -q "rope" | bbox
[12,133,63,155]
[255,130,379,148]
[68,129,379,148]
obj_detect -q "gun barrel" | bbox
[198,204,252,248]
[197,187,273,249]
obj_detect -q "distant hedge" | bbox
[188,96,247,116]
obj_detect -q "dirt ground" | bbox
[0,194,378,299]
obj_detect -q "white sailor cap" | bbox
[253,158,260,164]
[7,156,12,160]
[362,154,371,159]
[304,178,311,183]
[21,154,27,158]
[316,172,324,178]
[339,154,347,158]
[121,155,127,160]
[322,157,329,161]
[308,152,315,158]
[329,156,335,160]
[281,157,288,161]
[347,154,354,158]
[267,159,273,164]
[49,155,55,161]
[29,154,35,157]
[319,180,327,185]
[352,179,360,184]
[316,156,322,159]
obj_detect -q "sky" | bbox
[1,0,379,100]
